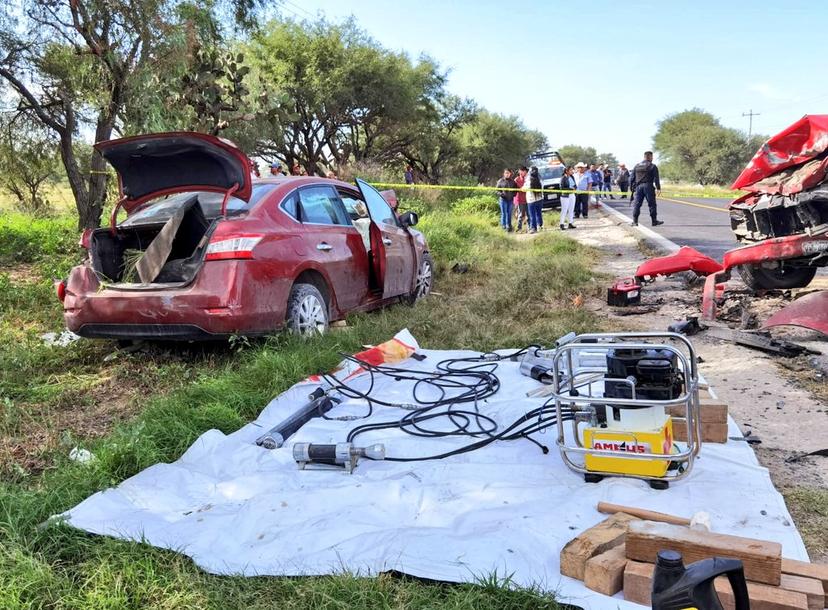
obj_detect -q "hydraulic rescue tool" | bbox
[551,332,701,489]
[255,387,339,449]
[292,442,386,473]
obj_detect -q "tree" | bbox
[0,115,58,214]
[559,145,597,166]
[396,95,477,184]
[0,0,261,229]
[653,108,764,185]
[456,111,547,183]
[245,18,444,176]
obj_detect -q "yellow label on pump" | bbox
[583,419,673,478]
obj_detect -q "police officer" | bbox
[630,151,664,227]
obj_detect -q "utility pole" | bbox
[742,109,760,140]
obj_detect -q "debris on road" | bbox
[667,316,704,336]
[704,327,820,358]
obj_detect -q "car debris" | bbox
[704,327,820,357]
[634,246,723,283]
[667,316,704,336]
[761,290,828,336]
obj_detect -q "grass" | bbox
[0,194,599,608]
[782,487,828,563]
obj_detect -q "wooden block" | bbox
[667,398,728,423]
[777,574,824,610]
[673,421,729,443]
[584,543,628,596]
[624,560,809,610]
[782,559,828,596]
[625,521,782,585]
[560,513,636,581]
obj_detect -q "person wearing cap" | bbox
[615,163,630,196]
[630,151,663,227]
[574,162,592,219]
[269,162,284,176]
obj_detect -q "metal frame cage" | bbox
[551,332,702,485]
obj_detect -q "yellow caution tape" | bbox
[370,181,741,201]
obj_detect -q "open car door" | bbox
[355,178,416,298]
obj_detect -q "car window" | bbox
[298,186,351,226]
[539,165,565,180]
[338,189,370,221]
[355,179,398,226]
[122,183,278,226]
[281,191,300,221]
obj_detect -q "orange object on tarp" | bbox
[635,246,723,282]
[307,329,418,383]
[732,114,828,191]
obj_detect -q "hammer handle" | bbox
[596,502,691,526]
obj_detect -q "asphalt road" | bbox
[601,194,736,261]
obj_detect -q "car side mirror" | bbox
[399,211,419,227]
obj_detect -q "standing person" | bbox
[630,151,663,226]
[404,164,415,185]
[615,163,630,197]
[525,166,544,233]
[514,166,529,232]
[603,166,614,199]
[574,162,592,219]
[589,164,602,201]
[558,165,577,230]
[496,168,517,232]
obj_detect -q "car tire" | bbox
[738,263,817,290]
[285,283,329,335]
[404,252,434,305]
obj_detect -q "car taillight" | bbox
[79,228,93,250]
[205,235,264,261]
[55,280,67,302]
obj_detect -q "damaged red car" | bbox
[58,132,433,340]
[727,114,828,290]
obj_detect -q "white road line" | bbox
[597,200,681,254]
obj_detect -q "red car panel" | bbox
[762,291,828,336]
[732,114,828,191]
[634,246,723,281]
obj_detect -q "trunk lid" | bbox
[96,132,253,214]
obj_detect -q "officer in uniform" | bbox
[630,151,664,227]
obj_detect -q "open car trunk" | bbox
[91,195,214,288]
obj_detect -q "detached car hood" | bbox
[732,115,828,191]
[96,132,253,213]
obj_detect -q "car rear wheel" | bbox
[404,253,434,305]
[738,263,817,290]
[285,283,329,335]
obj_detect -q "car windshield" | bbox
[538,165,565,180]
[121,183,278,226]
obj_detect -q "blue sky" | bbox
[270,0,827,165]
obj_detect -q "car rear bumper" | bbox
[63,261,290,340]
[75,323,223,340]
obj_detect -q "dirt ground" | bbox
[556,210,828,561]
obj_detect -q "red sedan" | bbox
[59,132,433,340]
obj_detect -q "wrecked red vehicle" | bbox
[727,115,828,290]
[58,132,433,340]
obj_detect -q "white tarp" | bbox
[63,330,809,609]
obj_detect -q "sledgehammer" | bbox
[597,502,711,531]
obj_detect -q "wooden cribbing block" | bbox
[560,513,636,581]
[776,574,824,610]
[673,421,729,443]
[782,559,828,596]
[584,544,628,596]
[667,398,728,423]
[625,521,782,585]
[624,560,808,610]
